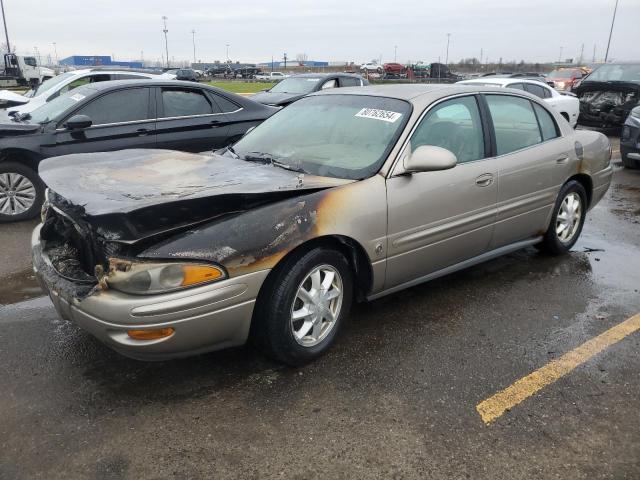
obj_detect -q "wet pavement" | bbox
[1,146,639,479]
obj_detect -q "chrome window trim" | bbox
[156,109,242,122]
[387,91,565,178]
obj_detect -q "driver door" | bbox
[385,95,499,289]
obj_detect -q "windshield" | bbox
[230,95,411,180]
[548,69,578,79]
[26,85,93,124]
[585,64,640,83]
[269,77,322,94]
[30,72,76,98]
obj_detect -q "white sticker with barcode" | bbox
[69,93,86,102]
[355,108,402,123]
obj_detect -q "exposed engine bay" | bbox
[577,82,640,127]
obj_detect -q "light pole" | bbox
[191,30,196,64]
[558,46,563,63]
[162,16,169,68]
[445,33,451,66]
[604,0,619,62]
[0,0,11,53]
[394,45,397,63]
[226,43,230,62]
[52,42,58,64]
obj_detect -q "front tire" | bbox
[0,161,44,223]
[252,247,353,366]
[537,180,587,255]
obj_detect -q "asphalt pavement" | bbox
[0,140,638,479]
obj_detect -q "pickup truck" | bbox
[255,72,288,81]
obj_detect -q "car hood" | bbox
[251,91,304,106]
[575,80,640,95]
[0,90,30,107]
[0,121,40,136]
[40,149,353,242]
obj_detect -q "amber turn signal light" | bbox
[127,328,175,341]
[181,265,224,287]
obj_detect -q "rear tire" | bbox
[252,247,353,366]
[537,180,587,255]
[0,161,44,223]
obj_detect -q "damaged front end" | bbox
[576,81,640,128]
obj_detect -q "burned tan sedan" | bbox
[32,85,613,365]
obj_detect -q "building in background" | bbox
[59,55,143,68]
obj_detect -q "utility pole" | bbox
[191,30,196,64]
[283,52,288,69]
[578,43,584,64]
[53,42,58,64]
[0,0,11,53]
[445,33,451,65]
[394,45,397,62]
[558,46,563,63]
[592,44,597,63]
[226,43,230,62]
[604,0,619,62]
[162,16,169,68]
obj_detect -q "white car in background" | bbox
[360,62,383,74]
[457,77,579,127]
[255,72,288,81]
[0,68,172,117]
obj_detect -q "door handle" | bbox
[136,128,150,136]
[475,173,494,187]
[556,156,569,164]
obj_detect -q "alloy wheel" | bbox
[556,192,582,243]
[0,172,37,216]
[290,264,344,347]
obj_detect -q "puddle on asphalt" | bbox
[0,268,43,305]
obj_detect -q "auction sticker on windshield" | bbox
[355,108,402,123]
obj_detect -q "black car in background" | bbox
[175,69,199,82]
[575,63,640,128]
[251,73,368,107]
[0,80,278,222]
[621,106,640,169]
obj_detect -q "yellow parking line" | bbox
[476,313,640,424]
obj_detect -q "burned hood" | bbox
[576,81,640,127]
[251,91,304,106]
[40,149,353,242]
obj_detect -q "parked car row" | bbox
[31,83,612,364]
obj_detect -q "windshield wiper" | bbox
[242,151,306,173]
[225,145,240,158]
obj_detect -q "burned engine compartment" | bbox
[577,82,640,127]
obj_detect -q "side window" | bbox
[541,86,552,98]
[506,83,526,91]
[321,79,337,90]
[485,95,542,155]
[161,88,215,117]
[410,96,485,164]
[523,83,546,99]
[76,88,150,125]
[112,74,146,80]
[59,77,91,95]
[210,94,240,113]
[339,77,361,87]
[533,103,559,141]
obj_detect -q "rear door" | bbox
[155,86,230,152]
[385,95,499,288]
[53,87,156,155]
[483,93,570,248]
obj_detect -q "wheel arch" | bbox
[259,234,374,303]
[0,148,43,174]
[567,173,593,207]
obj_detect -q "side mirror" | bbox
[404,145,457,173]
[65,114,92,130]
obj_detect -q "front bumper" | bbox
[32,224,270,360]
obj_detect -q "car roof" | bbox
[71,79,213,92]
[312,83,530,105]
[457,77,549,88]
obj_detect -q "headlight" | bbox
[631,106,640,119]
[107,259,226,295]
